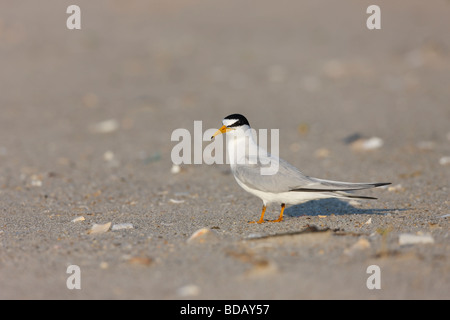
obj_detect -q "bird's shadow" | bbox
[284,198,400,217]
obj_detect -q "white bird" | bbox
[212,114,390,224]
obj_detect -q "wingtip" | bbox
[374,182,391,188]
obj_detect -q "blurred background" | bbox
[1,0,449,170]
[0,0,449,299]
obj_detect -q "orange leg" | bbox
[269,203,285,223]
[249,205,266,224]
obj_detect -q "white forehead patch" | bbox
[223,119,238,127]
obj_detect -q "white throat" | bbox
[226,126,259,169]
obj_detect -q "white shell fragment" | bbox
[314,148,330,159]
[171,164,181,174]
[388,184,405,193]
[361,137,384,150]
[439,156,450,166]
[112,223,134,231]
[187,228,218,244]
[350,137,384,151]
[103,151,115,161]
[30,174,43,187]
[399,233,434,245]
[90,119,119,134]
[177,284,200,297]
[71,216,85,223]
[88,222,112,234]
[169,199,185,204]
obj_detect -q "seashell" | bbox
[88,222,111,234]
[71,216,85,223]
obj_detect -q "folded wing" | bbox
[232,155,390,197]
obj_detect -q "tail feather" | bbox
[289,182,390,200]
[333,192,378,200]
[289,182,391,193]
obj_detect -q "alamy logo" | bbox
[66,265,81,290]
[366,265,381,290]
[66,5,81,30]
[171,121,280,175]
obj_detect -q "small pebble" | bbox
[112,223,134,231]
[388,184,405,193]
[71,216,85,223]
[127,256,153,266]
[171,164,181,174]
[103,151,115,162]
[361,137,384,150]
[350,137,383,151]
[314,148,330,159]
[439,156,450,166]
[30,174,43,187]
[177,284,200,297]
[90,119,119,134]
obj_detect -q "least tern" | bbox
[212,114,390,224]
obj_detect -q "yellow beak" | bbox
[211,125,232,140]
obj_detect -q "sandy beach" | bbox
[0,0,449,299]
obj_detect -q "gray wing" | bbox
[233,155,390,193]
[233,156,313,193]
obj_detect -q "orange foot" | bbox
[249,205,267,224]
[267,204,285,223]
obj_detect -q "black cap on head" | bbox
[223,114,250,127]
